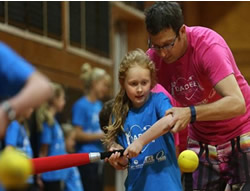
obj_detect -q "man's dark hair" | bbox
[145,2,184,35]
[99,99,114,134]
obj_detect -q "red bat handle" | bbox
[31,153,90,174]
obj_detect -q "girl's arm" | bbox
[124,114,173,158]
[75,126,104,142]
[39,144,49,157]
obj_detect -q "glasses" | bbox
[149,35,178,52]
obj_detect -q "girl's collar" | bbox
[131,92,152,112]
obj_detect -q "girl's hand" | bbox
[107,152,128,170]
[123,139,143,158]
[105,144,128,170]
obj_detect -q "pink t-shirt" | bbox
[152,83,178,107]
[148,26,250,145]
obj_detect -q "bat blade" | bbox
[31,153,90,174]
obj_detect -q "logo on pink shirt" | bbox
[171,75,206,105]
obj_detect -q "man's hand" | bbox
[166,107,190,133]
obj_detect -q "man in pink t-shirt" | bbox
[145,2,250,191]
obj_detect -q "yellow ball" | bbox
[178,150,199,173]
[0,147,33,189]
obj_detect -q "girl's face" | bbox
[124,65,152,108]
[93,77,110,100]
[53,92,65,112]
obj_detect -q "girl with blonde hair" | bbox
[61,123,84,191]
[104,49,182,191]
[72,63,111,191]
[38,83,67,191]
[4,108,34,191]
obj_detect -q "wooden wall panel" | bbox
[183,1,250,83]
[127,21,147,51]
[0,31,113,90]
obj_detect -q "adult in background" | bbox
[146,2,250,191]
[0,42,52,139]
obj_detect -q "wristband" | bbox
[0,101,16,121]
[189,105,196,123]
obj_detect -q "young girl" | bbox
[38,83,67,191]
[71,63,111,191]
[61,123,84,191]
[104,49,182,191]
[4,108,34,191]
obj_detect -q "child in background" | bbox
[99,99,114,134]
[37,83,67,191]
[104,49,182,191]
[72,63,111,191]
[3,108,34,191]
[61,124,84,191]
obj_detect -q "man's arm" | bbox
[0,71,52,138]
[195,74,246,120]
[167,74,246,133]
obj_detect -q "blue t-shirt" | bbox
[72,96,103,153]
[64,167,84,191]
[117,93,182,191]
[0,42,34,100]
[40,119,67,181]
[5,120,34,184]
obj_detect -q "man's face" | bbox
[149,26,186,64]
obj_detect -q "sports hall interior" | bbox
[0,2,249,191]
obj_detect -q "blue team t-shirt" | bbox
[117,93,182,191]
[40,119,67,181]
[64,167,84,191]
[0,42,35,99]
[72,96,103,153]
[5,120,34,184]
